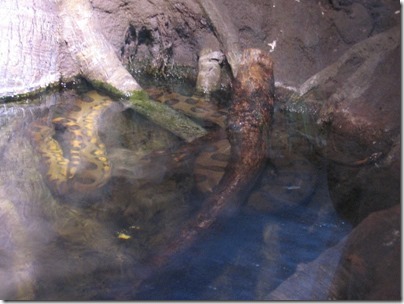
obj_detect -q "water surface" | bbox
[0,83,351,300]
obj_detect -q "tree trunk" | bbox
[0,0,61,98]
[59,0,142,93]
[0,0,210,141]
[0,0,142,97]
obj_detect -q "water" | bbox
[0,83,351,300]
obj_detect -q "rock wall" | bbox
[91,0,400,87]
[91,0,215,73]
[1,0,399,95]
[221,0,400,87]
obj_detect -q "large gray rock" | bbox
[330,2,373,44]
[92,0,214,73]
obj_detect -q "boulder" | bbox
[265,204,401,300]
[305,26,401,148]
[328,204,401,300]
[330,2,373,44]
[265,237,347,300]
[287,26,400,223]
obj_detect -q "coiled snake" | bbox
[27,91,113,196]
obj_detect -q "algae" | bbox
[91,79,207,142]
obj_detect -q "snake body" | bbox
[27,91,113,196]
[147,48,276,268]
[146,87,231,194]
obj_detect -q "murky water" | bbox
[0,82,351,300]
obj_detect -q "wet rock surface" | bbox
[263,204,401,301]
[292,25,400,224]
[328,204,401,300]
[92,0,212,74]
[93,0,400,87]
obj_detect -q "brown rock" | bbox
[328,204,401,300]
[291,26,400,223]
[331,3,373,44]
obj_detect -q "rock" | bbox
[264,204,400,301]
[307,26,401,147]
[217,0,393,88]
[222,0,346,87]
[265,236,347,300]
[331,3,373,44]
[330,0,401,37]
[328,204,401,300]
[91,0,399,89]
[290,26,400,223]
[358,0,401,34]
[3,0,399,97]
[326,141,400,223]
[94,0,213,74]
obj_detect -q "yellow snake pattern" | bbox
[27,91,112,196]
[28,88,230,197]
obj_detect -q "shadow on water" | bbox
[0,82,351,300]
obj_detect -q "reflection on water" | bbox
[0,84,351,300]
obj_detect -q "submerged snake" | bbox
[27,86,230,198]
[27,82,231,199]
[27,91,113,196]
[26,75,381,203]
[140,48,276,271]
[145,86,231,194]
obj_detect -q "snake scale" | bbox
[143,48,276,270]
[145,87,231,194]
[27,87,231,198]
[27,91,113,196]
[27,72,381,202]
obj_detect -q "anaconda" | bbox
[27,91,113,196]
[144,48,276,269]
[27,86,229,198]
[145,86,231,194]
[144,86,321,203]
